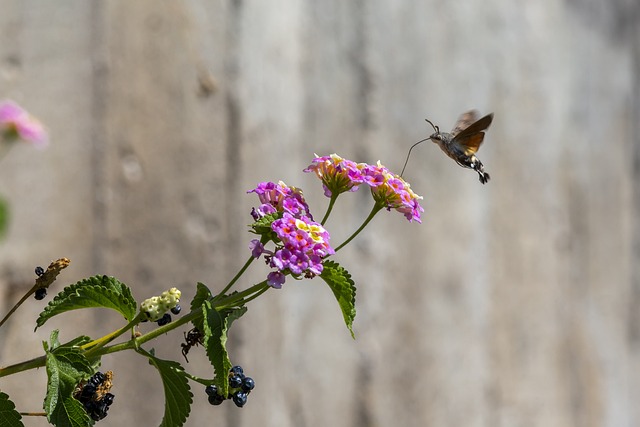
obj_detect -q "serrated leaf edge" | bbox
[145,353,193,427]
[0,391,24,427]
[36,276,137,329]
[320,260,357,338]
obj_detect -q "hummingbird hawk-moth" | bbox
[401,110,494,184]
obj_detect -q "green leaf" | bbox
[202,301,247,397]
[36,275,137,329]
[44,347,94,427]
[189,283,212,332]
[191,283,212,309]
[60,335,92,349]
[48,397,90,427]
[319,260,357,338]
[59,335,100,372]
[145,352,193,427]
[250,212,280,238]
[49,330,61,351]
[0,392,23,427]
[0,196,8,241]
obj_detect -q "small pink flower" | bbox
[365,161,424,223]
[267,272,286,289]
[249,239,266,258]
[248,181,312,219]
[304,153,365,197]
[0,100,48,148]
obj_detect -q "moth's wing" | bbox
[456,113,494,139]
[450,110,480,137]
[455,133,485,156]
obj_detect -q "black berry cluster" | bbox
[74,371,115,421]
[156,313,172,326]
[157,304,182,326]
[205,365,255,408]
[34,266,46,300]
[34,288,47,300]
[141,304,182,326]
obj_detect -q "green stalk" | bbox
[0,354,46,378]
[239,284,269,304]
[215,255,255,299]
[81,312,145,356]
[0,292,31,329]
[0,280,270,376]
[178,370,213,386]
[94,282,269,357]
[0,283,41,329]
[213,282,269,309]
[333,203,383,252]
[320,193,339,226]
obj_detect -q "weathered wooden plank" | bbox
[0,2,101,426]
[97,1,231,425]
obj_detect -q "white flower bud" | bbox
[140,289,181,321]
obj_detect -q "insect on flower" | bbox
[401,110,494,184]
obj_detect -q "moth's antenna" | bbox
[400,137,430,177]
[425,118,439,133]
[400,118,439,177]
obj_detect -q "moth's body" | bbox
[400,110,494,184]
[428,111,492,184]
[430,130,490,184]
[431,131,473,164]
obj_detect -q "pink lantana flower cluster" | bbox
[305,154,424,223]
[248,181,333,288]
[303,153,364,197]
[248,181,312,221]
[364,160,424,223]
[0,100,48,148]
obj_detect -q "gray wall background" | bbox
[0,1,638,426]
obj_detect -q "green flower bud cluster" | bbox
[140,288,182,321]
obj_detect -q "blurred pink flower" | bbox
[0,100,48,148]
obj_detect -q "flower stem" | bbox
[181,370,213,386]
[239,283,269,304]
[211,282,269,309]
[81,312,145,356]
[96,282,268,357]
[215,255,255,299]
[334,203,384,252]
[0,285,39,329]
[0,297,28,330]
[0,280,270,377]
[320,193,339,226]
[0,354,46,378]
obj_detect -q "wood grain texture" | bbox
[0,0,638,426]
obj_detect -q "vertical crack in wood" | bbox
[350,0,372,133]
[628,22,640,349]
[353,351,373,427]
[90,1,109,273]
[225,2,244,426]
[349,3,375,426]
[224,0,243,251]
